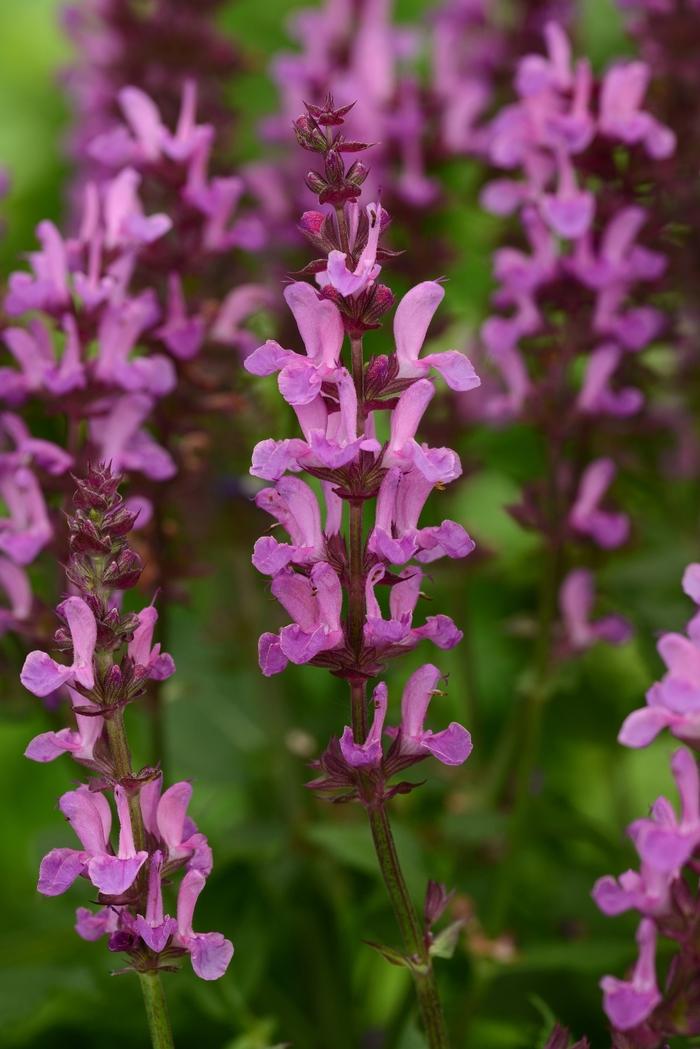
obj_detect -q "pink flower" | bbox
[600,919,661,1031]
[369,467,475,565]
[245,282,344,406]
[316,202,383,297]
[364,565,462,655]
[390,663,473,766]
[25,688,104,763]
[129,606,176,681]
[393,282,480,392]
[559,570,631,651]
[568,459,629,549]
[38,785,148,897]
[21,597,97,697]
[628,748,700,873]
[140,775,212,875]
[132,851,177,953]
[259,561,344,675]
[619,565,700,746]
[90,394,176,482]
[384,380,463,484]
[340,682,389,768]
[253,477,339,576]
[174,869,234,980]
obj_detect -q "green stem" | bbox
[139,971,175,1049]
[367,803,451,1049]
[105,709,146,852]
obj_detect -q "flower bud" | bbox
[103,548,143,589]
[346,160,369,186]
[304,170,327,196]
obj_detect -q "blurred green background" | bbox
[1,1,697,1047]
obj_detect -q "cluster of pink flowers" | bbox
[593,565,700,1043]
[247,97,477,1037]
[21,465,232,981]
[62,0,238,189]
[0,79,265,641]
[248,101,479,695]
[480,22,674,653]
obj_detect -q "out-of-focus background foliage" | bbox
[0,1,697,1047]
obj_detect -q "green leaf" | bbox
[364,940,411,969]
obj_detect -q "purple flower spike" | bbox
[174,869,234,980]
[21,596,97,697]
[340,683,388,768]
[600,919,661,1031]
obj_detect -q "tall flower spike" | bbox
[479,21,672,674]
[23,468,232,1049]
[595,562,700,1042]
[248,97,477,1047]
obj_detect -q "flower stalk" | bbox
[20,465,233,1047]
[248,95,480,1044]
[138,970,176,1049]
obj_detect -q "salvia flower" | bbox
[249,97,474,1041]
[480,21,674,650]
[595,563,700,1041]
[21,466,232,987]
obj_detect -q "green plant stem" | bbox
[138,971,176,1049]
[366,799,451,1049]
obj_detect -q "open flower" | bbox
[393,282,480,391]
[21,597,97,697]
[390,663,472,766]
[174,869,234,980]
[259,561,344,675]
[600,919,661,1031]
[38,785,148,897]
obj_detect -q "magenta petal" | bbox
[252,536,295,576]
[157,781,192,849]
[20,651,72,697]
[278,361,322,406]
[135,915,177,953]
[258,632,288,676]
[75,906,118,942]
[244,340,290,376]
[188,932,234,980]
[339,727,383,768]
[25,728,77,762]
[601,977,661,1032]
[38,848,86,896]
[422,724,473,766]
[424,351,481,392]
[87,852,148,895]
[618,707,672,748]
[635,825,695,873]
[592,874,636,916]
